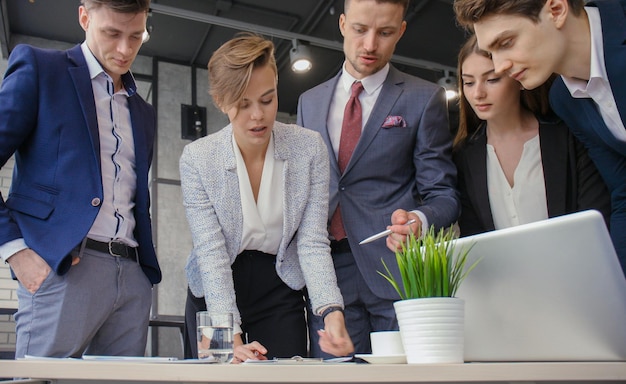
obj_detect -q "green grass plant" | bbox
[378,226,480,300]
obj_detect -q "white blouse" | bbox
[487,134,549,230]
[232,133,284,255]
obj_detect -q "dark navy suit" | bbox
[0,44,161,283]
[0,43,161,357]
[549,0,626,275]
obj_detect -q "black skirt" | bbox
[184,250,307,359]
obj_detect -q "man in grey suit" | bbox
[297,0,459,356]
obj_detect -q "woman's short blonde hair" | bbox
[208,33,277,112]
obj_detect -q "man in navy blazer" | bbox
[0,0,161,358]
[454,0,626,276]
[297,0,459,355]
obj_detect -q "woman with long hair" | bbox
[453,35,610,236]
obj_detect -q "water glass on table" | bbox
[196,311,234,363]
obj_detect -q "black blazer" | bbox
[453,118,612,237]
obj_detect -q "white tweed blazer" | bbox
[180,121,343,333]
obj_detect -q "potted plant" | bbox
[378,225,480,364]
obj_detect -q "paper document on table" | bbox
[23,354,216,363]
[243,357,322,364]
[22,355,79,361]
[243,356,352,364]
[82,355,179,362]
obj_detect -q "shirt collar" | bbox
[340,62,389,95]
[80,41,137,96]
[561,7,607,95]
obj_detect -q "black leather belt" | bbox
[85,238,138,261]
[330,238,351,253]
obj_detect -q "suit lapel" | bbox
[343,67,402,175]
[463,128,495,230]
[588,0,626,153]
[598,0,626,136]
[272,126,296,246]
[67,45,101,169]
[538,122,568,216]
[580,97,626,153]
[219,126,244,253]
[312,73,341,175]
[128,97,150,197]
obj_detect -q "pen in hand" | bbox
[359,219,417,245]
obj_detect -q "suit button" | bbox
[91,198,101,207]
[340,186,345,191]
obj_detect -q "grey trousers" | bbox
[14,246,152,358]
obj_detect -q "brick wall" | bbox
[0,54,17,354]
[0,156,17,353]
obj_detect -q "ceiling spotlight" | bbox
[142,10,153,43]
[142,26,152,43]
[437,71,458,100]
[290,40,312,73]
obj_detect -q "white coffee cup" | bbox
[370,330,404,355]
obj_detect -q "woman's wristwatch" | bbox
[321,306,344,321]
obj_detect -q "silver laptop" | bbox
[454,210,626,362]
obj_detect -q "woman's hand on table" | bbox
[317,310,354,357]
[232,334,267,364]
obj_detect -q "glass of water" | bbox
[196,311,234,363]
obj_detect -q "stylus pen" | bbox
[359,219,417,245]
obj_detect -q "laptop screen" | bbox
[454,210,626,362]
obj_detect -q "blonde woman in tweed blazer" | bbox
[180,34,353,362]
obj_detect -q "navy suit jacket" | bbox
[453,118,611,236]
[549,0,626,274]
[297,66,459,299]
[0,44,161,284]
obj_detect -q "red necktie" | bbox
[329,81,364,241]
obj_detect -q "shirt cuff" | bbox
[0,238,28,263]
[410,210,429,238]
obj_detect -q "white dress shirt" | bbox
[487,135,549,229]
[561,7,626,143]
[233,133,284,255]
[81,42,138,247]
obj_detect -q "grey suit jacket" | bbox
[180,121,343,333]
[297,66,459,300]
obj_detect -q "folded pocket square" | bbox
[382,115,407,128]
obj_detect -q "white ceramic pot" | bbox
[394,297,465,364]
